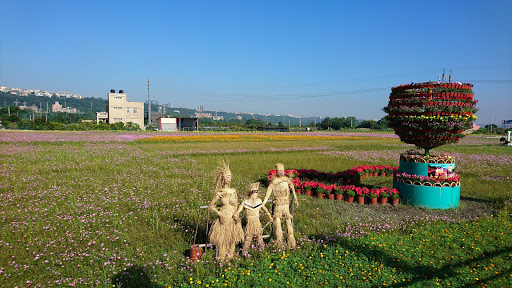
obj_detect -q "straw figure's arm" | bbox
[232,196,242,224]
[209,193,224,222]
[288,178,299,207]
[263,183,274,206]
[236,199,244,215]
[261,203,273,223]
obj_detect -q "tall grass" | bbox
[0,133,510,287]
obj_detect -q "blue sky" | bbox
[1,0,511,123]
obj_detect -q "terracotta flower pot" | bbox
[346,196,354,203]
[305,190,312,196]
[335,194,343,201]
[379,197,388,205]
[357,196,365,204]
[328,194,335,200]
[317,193,325,199]
[296,189,302,195]
[190,244,202,261]
[392,198,399,206]
[369,197,378,205]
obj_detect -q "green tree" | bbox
[358,120,378,129]
[246,119,264,129]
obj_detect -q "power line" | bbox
[457,80,512,83]
[165,87,390,102]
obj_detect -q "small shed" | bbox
[158,117,198,132]
[502,120,512,130]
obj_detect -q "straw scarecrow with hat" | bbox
[263,163,299,248]
[208,161,244,260]
[236,182,273,254]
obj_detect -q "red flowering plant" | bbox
[345,189,356,197]
[401,149,455,164]
[394,172,460,187]
[389,188,400,199]
[316,185,326,195]
[293,168,362,184]
[355,187,370,197]
[333,187,343,195]
[368,188,380,198]
[379,187,390,198]
[384,81,477,156]
[302,181,313,192]
[291,177,301,189]
[324,184,336,195]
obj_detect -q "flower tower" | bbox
[384,82,478,209]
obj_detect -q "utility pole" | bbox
[147,78,151,128]
[490,114,493,134]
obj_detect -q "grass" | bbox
[0,132,511,287]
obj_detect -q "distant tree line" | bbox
[0,106,140,131]
[196,116,391,131]
[1,91,394,131]
[316,116,390,130]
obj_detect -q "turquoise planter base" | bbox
[393,180,460,209]
[399,160,456,177]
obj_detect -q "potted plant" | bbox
[325,187,335,200]
[368,190,379,205]
[356,187,366,204]
[334,188,343,201]
[304,184,312,197]
[390,189,400,206]
[316,186,325,199]
[295,184,302,195]
[379,189,389,205]
[345,189,355,203]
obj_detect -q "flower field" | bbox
[0,131,511,287]
[137,134,392,143]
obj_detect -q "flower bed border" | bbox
[265,166,400,202]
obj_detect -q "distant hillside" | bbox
[1,91,325,125]
[162,108,322,126]
[0,91,106,119]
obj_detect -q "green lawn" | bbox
[0,132,510,287]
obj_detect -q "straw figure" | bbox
[236,182,273,255]
[208,162,244,260]
[263,163,299,248]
